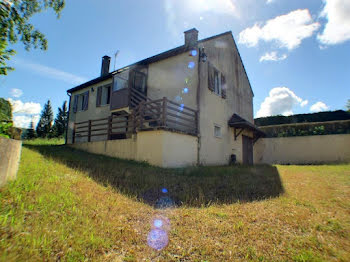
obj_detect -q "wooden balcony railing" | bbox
[73,97,198,143]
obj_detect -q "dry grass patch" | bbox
[0,141,349,261]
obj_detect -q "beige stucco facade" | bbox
[70,130,197,168]
[254,134,350,164]
[147,52,198,110]
[67,78,113,144]
[197,34,254,165]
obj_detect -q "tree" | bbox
[52,101,67,137]
[36,100,53,138]
[0,0,65,75]
[0,98,12,121]
[0,97,13,138]
[26,119,36,139]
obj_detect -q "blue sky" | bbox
[1,0,349,128]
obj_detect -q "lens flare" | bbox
[179,104,185,112]
[190,50,198,57]
[188,61,195,69]
[183,87,189,94]
[161,188,168,194]
[155,196,175,209]
[175,95,183,102]
[147,229,168,251]
[154,219,163,228]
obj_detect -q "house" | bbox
[66,28,264,167]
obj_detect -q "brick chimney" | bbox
[184,28,199,48]
[101,55,111,76]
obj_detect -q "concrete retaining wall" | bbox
[0,137,22,187]
[69,130,198,168]
[70,136,137,161]
[254,134,350,164]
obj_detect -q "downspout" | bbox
[65,92,72,145]
[196,46,201,166]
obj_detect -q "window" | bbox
[113,75,128,92]
[214,70,221,95]
[96,85,111,107]
[133,71,146,93]
[208,62,226,98]
[214,125,222,138]
[73,91,89,113]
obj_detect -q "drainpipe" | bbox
[65,92,72,145]
[196,47,201,166]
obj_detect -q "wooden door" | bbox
[242,135,253,165]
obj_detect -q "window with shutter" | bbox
[208,62,215,92]
[73,95,79,113]
[221,74,227,99]
[214,70,220,95]
[208,62,227,99]
[96,85,111,107]
[96,86,102,107]
[83,91,89,111]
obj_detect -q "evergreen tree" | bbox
[347,99,350,112]
[52,101,68,137]
[36,100,53,138]
[26,119,36,139]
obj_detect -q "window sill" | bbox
[211,91,222,98]
[97,104,110,108]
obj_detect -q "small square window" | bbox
[214,125,222,138]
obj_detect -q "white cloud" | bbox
[310,101,329,112]
[317,0,350,45]
[164,0,239,36]
[259,51,287,62]
[10,88,23,98]
[301,100,308,107]
[13,58,88,85]
[13,115,40,129]
[239,9,320,50]
[8,98,41,115]
[256,87,308,117]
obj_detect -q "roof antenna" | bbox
[113,50,120,71]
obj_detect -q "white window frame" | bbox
[98,84,111,106]
[214,70,222,96]
[214,124,222,138]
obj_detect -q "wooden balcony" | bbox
[73,96,198,143]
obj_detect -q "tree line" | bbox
[26,100,68,139]
[255,109,350,127]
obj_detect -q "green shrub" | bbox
[0,121,13,138]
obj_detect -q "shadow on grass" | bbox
[25,144,285,207]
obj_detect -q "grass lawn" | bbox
[0,140,349,261]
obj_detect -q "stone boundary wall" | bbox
[254,134,350,164]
